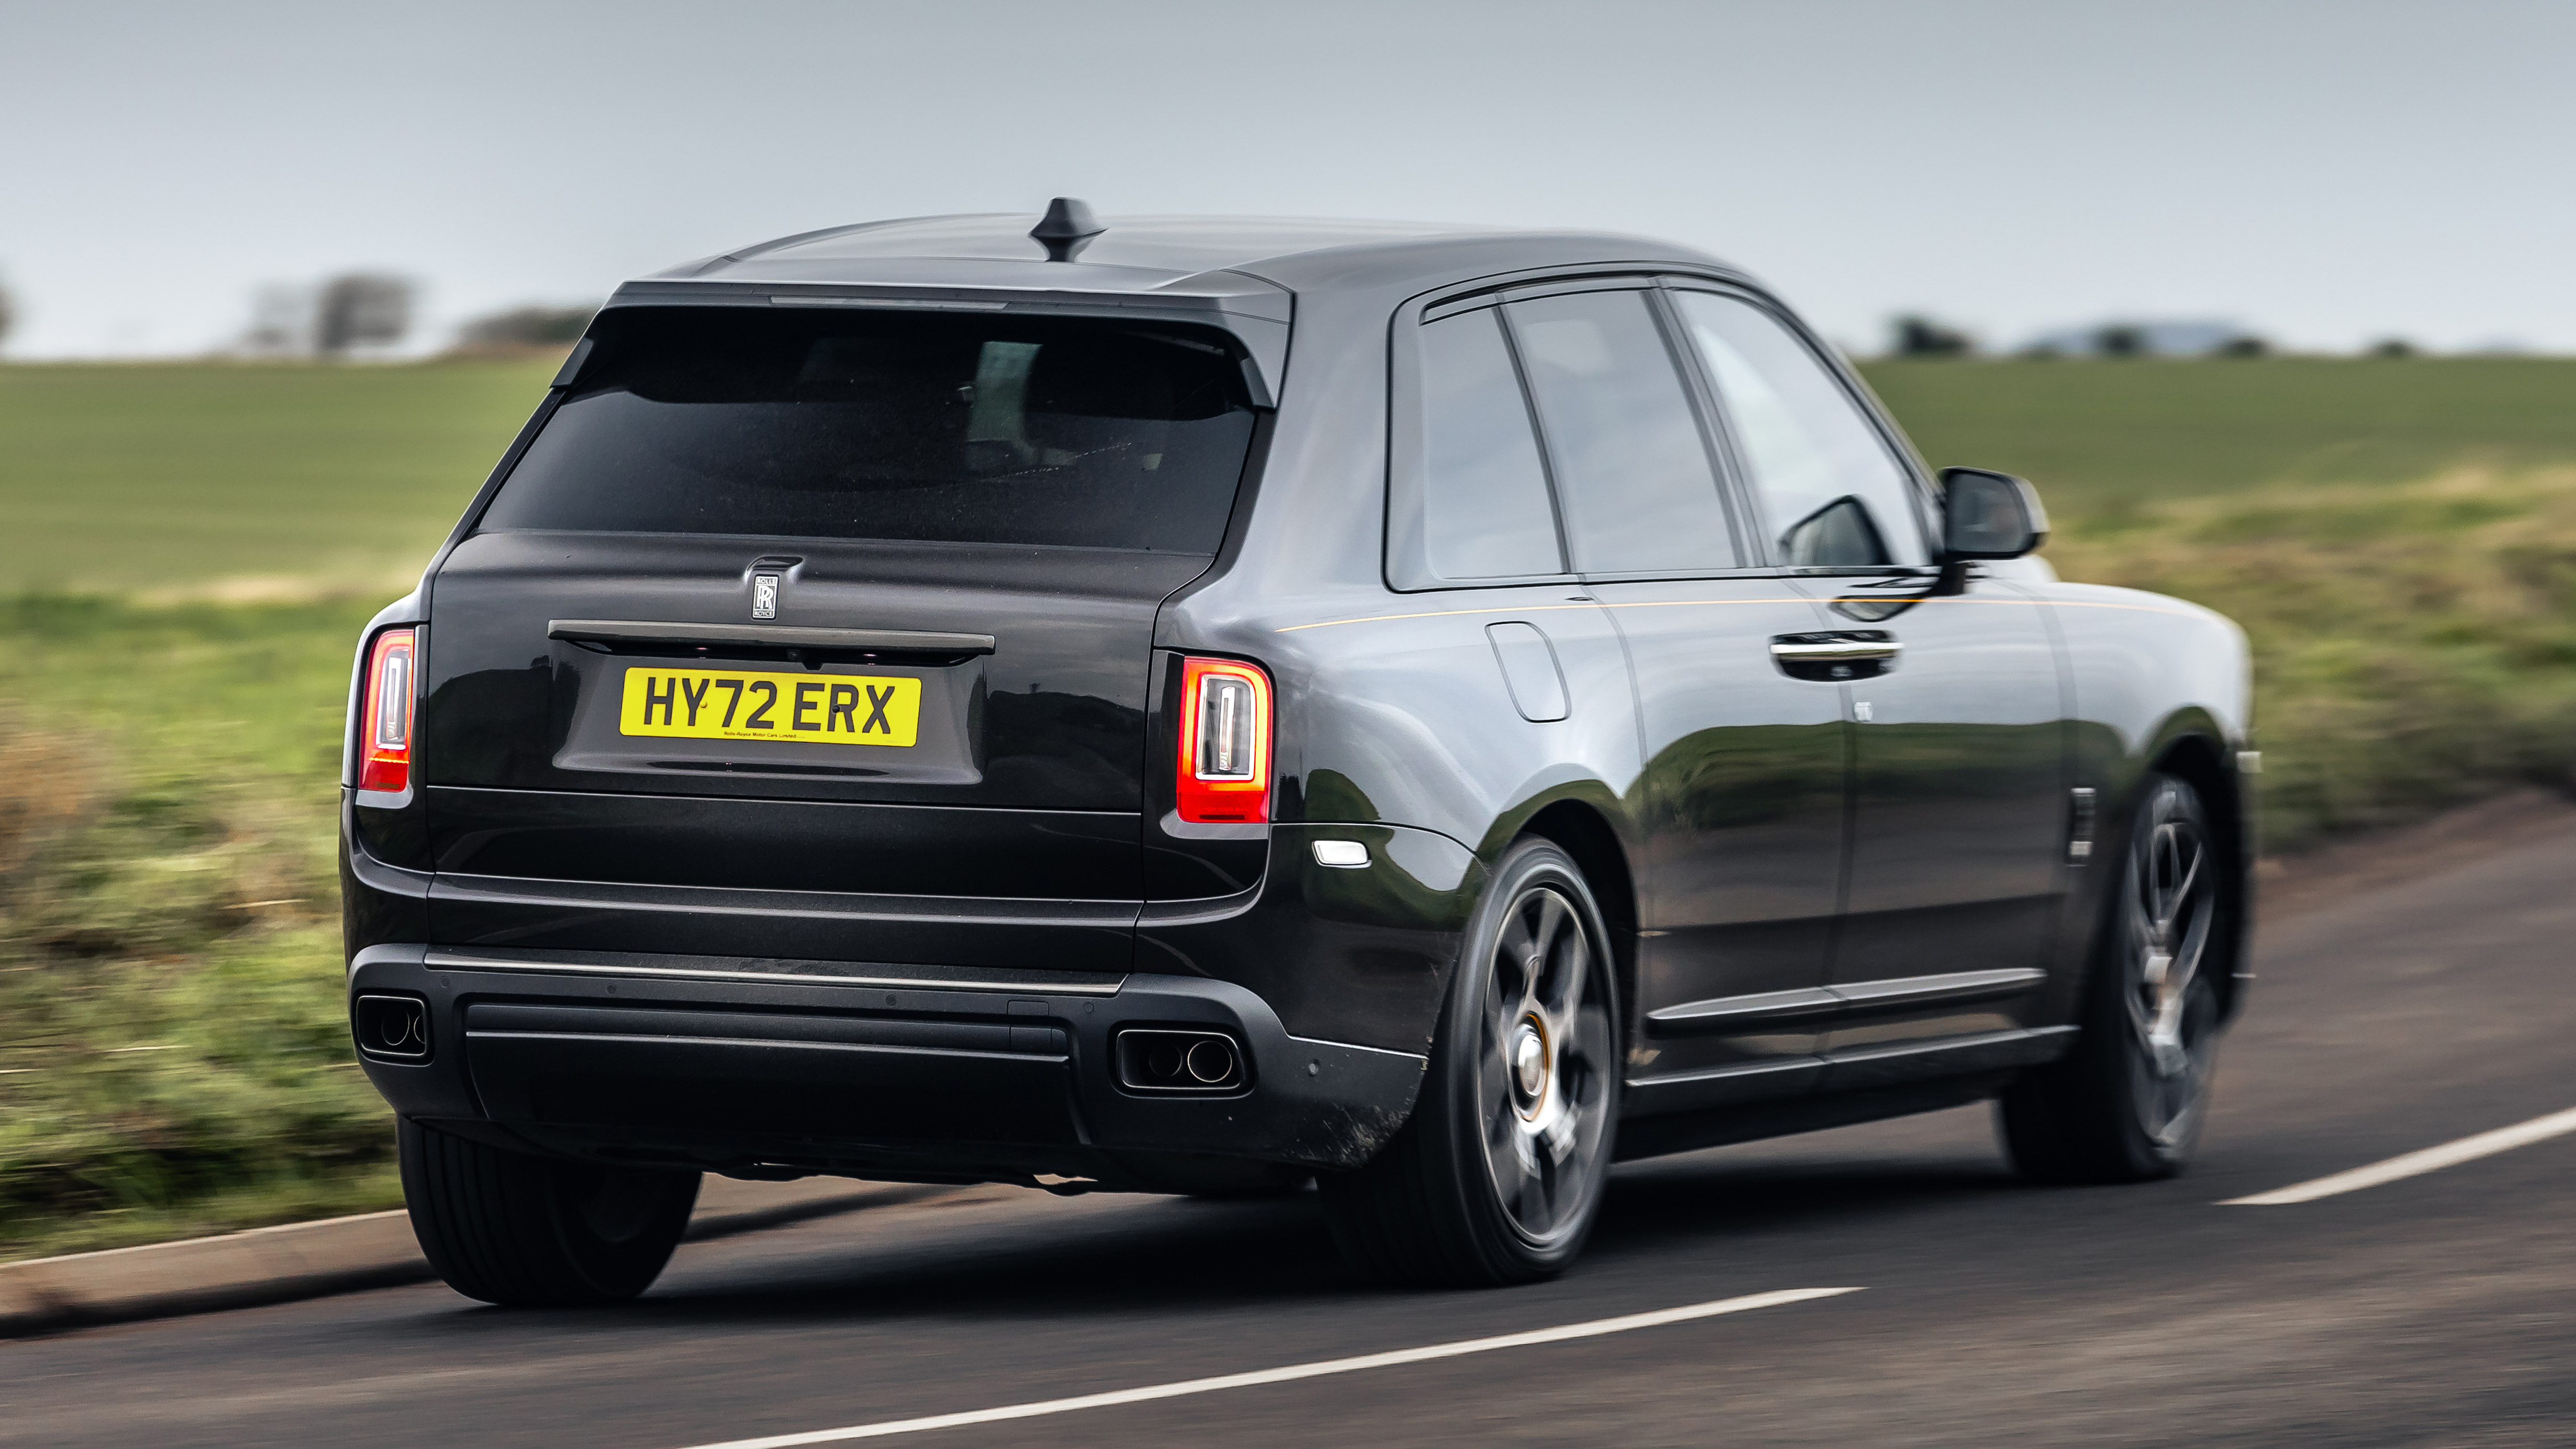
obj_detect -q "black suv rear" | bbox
[348,203,2252,1304]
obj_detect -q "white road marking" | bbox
[672,1287,1861,1448]
[2221,1105,2576,1205]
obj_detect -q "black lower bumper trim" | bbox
[350,944,1426,1189]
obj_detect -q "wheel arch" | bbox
[1516,798,1642,1040]
[2147,727,2254,1023]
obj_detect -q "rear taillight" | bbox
[358,628,416,794]
[1175,656,1272,823]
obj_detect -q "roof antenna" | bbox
[1030,197,1105,262]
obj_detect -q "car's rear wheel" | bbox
[1321,838,1619,1286]
[399,1117,699,1306]
[2000,771,2228,1183]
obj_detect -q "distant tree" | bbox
[0,274,15,350]
[314,273,414,355]
[2094,324,2148,358]
[1889,314,1974,358]
[2367,338,2417,358]
[2216,335,2270,358]
[455,304,598,350]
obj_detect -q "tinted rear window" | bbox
[478,308,1260,551]
[1418,308,1563,579]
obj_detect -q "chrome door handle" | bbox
[1770,630,1901,681]
[1769,638,1901,662]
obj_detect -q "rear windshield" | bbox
[477,307,1261,552]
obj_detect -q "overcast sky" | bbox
[4,0,2570,357]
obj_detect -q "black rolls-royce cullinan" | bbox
[342,201,2253,1302]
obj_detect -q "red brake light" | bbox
[1175,656,1272,824]
[359,628,416,794]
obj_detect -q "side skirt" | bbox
[1612,1024,2077,1162]
[1614,1074,2015,1162]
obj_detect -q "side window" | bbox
[1671,290,1930,568]
[1504,289,1738,574]
[1418,308,1564,579]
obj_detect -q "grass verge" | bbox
[1,598,396,1261]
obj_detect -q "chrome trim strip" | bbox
[547,619,997,655]
[1645,987,1841,1027]
[1828,967,2048,1009]
[1648,968,2045,1031]
[424,952,1126,996]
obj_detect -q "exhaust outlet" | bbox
[353,993,431,1061]
[1115,1028,1247,1093]
[1185,1038,1237,1084]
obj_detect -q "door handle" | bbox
[1769,638,1901,663]
[1770,631,1900,681]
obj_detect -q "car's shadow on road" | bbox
[1586,1152,2021,1264]
[408,1145,2020,1337]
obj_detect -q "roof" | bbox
[639,211,1733,303]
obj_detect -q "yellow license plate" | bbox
[618,666,921,747]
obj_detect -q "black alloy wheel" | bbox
[399,1117,700,1306]
[1321,838,1620,1286]
[2001,771,2229,1183]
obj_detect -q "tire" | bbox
[1321,838,1621,1287]
[2000,771,2229,1184]
[399,1117,700,1306]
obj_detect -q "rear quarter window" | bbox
[477,308,1260,552]
[1417,308,1565,579]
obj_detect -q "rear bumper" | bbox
[348,944,1426,1190]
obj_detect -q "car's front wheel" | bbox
[2000,771,2230,1183]
[399,1118,699,1306]
[1321,838,1620,1286]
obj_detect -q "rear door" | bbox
[414,303,1265,965]
[1496,282,1846,1113]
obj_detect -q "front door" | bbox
[1815,577,2066,1075]
[1668,285,2069,1085]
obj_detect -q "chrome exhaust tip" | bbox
[353,993,431,1061]
[1115,1028,1247,1093]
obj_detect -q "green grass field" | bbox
[1865,356,2576,508]
[10,356,2574,593]
[0,360,557,596]
[2,354,2574,1258]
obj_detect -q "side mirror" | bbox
[1939,467,2049,560]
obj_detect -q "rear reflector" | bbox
[358,628,416,794]
[1176,656,1271,823]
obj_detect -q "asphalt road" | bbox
[10,803,2576,1447]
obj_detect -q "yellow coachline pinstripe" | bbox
[1275,594,2207,634]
